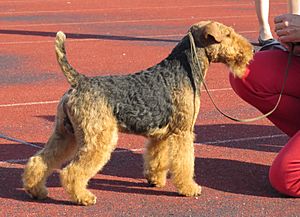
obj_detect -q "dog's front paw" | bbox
[24,185,48,200]
[178,183,202,197]
[147,178,166,188]
[73,190,97,206]
[145,172,167,188]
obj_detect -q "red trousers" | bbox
[229,50,300,197]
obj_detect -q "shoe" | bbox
[259,39,288,52]
[258,37,276,46]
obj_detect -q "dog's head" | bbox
[189,21,253,78]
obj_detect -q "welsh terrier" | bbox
[22,21,253,205]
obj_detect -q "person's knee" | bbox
[269,156,300,197]
[229,73,254,104]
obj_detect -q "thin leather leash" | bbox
[188,31,295,123]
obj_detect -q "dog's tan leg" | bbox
[22,104,76,200]
[144,138,169,187]
[168,131,201,196]
[60,122,118,206]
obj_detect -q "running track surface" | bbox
[0,0,299,216]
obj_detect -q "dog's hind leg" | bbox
[144,138,170,187]
[168,131,201,196]
[60,110,118,206]
[23,100,77,200]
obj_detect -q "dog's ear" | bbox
[202,22,224,43]
[190,21,227,45]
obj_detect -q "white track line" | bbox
[0,2,287,15]
[0,100,59,108]
[0,4,253,15]
[0,88,233,108]
[0,133,144,152]
[202,134,287,145]
[0,133,287,165]
[0,133,287,152]
[1,15,255,28]
[1,0,54,3]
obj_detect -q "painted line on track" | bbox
[0,133,286,165]
[0,148,144,165]
[0,100,59,108]
[0,2,286,15]
[1,15,256,28]
[0,88,233,108]
[0,133,286,158]
[0,4,255,15]
[203,134,287,145]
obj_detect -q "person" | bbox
[229,13,300,197]
[255,0,300,45]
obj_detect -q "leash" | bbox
[188,31,295,123]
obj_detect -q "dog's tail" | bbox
[55,31,83,87]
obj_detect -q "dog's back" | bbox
[55,32,197,135]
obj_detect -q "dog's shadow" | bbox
[0,150,282,205]
[1,122,286,204]
[99,149,281,197]
[0,165,75,205]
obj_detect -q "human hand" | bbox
[274,14,300,43]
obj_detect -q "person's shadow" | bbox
[97,148,281,197]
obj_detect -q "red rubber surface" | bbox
[0,0,299,216]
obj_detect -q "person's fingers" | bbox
[275,21,289,31]
[278,35,289,43]
[276,29,289,37]
[278,35,299,43]
[274,14,288,23]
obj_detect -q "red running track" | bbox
[0,0,299,216]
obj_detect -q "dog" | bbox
[22,21,253,205]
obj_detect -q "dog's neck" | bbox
[185,47,210,82]
[164,36,210,91]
